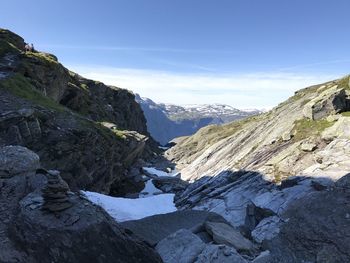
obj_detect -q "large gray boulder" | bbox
[0,145,39,177]
[303,86,349,120]
[266,184,350,262]
[194,244,247,263]
[205,221,255,252]
[156,229,205,263]
[121,210,227,246]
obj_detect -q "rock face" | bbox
[165,75,350,262]
[136,94,261,145]
[302,86,350,120]
[166,76,350,183]
[0,29,156,194]
[265,175,350,262]
[0,146,162,263]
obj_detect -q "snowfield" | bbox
[82,191,176,222]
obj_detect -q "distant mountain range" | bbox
[135,94,262,145]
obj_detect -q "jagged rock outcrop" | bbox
[0,146,162,263]
[0,28,156,194]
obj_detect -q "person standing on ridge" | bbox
[24,43,30,52]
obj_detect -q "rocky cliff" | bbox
[136,94,260,145]
[0,29,154,194]
[0,146,162,263]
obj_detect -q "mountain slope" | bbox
[0,29,155,194]
[167,76,350,182]
[136,94,261,145]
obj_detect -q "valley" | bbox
[1,28,350,263]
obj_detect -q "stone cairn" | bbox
[41,170,73,212]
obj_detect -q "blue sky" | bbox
[2,0,350,108]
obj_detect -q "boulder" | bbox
[121,210,227,246]
[326,114,341,122]
[266,189,350,262]
[194,244,247,263]
[300,141,317,152]
[0,145,39,177]
[281,131,292,141]
[156,229,205,263]
[205,221,255,252]
[251,216,281,243]
[303,86,349,120]
[322,116,350,141]
[152,176,189,194]
[251,251,272,263]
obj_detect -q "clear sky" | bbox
[2,0,350,109]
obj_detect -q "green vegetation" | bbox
[25,51,59,65]
[292,118,333,141]
[79,119,126,141]
[0,73,66,112]
[80,83,89,90]
[341,111,350,117]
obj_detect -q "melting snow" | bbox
[82,191,176,222]
[143,167,179,177]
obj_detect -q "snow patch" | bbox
[82,191,176,222]
[139,180,162,197]
[143,167,178,177]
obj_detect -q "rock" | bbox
[152,176,189,194]
[176,171,317,230]
[281,131,293,141]
[121,210,227,246]
[204,221,255,252]
[41,170,73,212]
[326,114,340,122]
[302,139,350,181]
[156,229,205,263]
[335,173,350,190]
[322,116,350,141]
[251,250,271,263]
[0,145,39,177]
[300,141,317,152]
[266,189,350,262]
[311,178,333,191]
[0,146,162,263]
[303,86,349,120]
[0,29,158,195]
[244,203,275,233]
[251,216,281,243]
[194,244,247,263]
